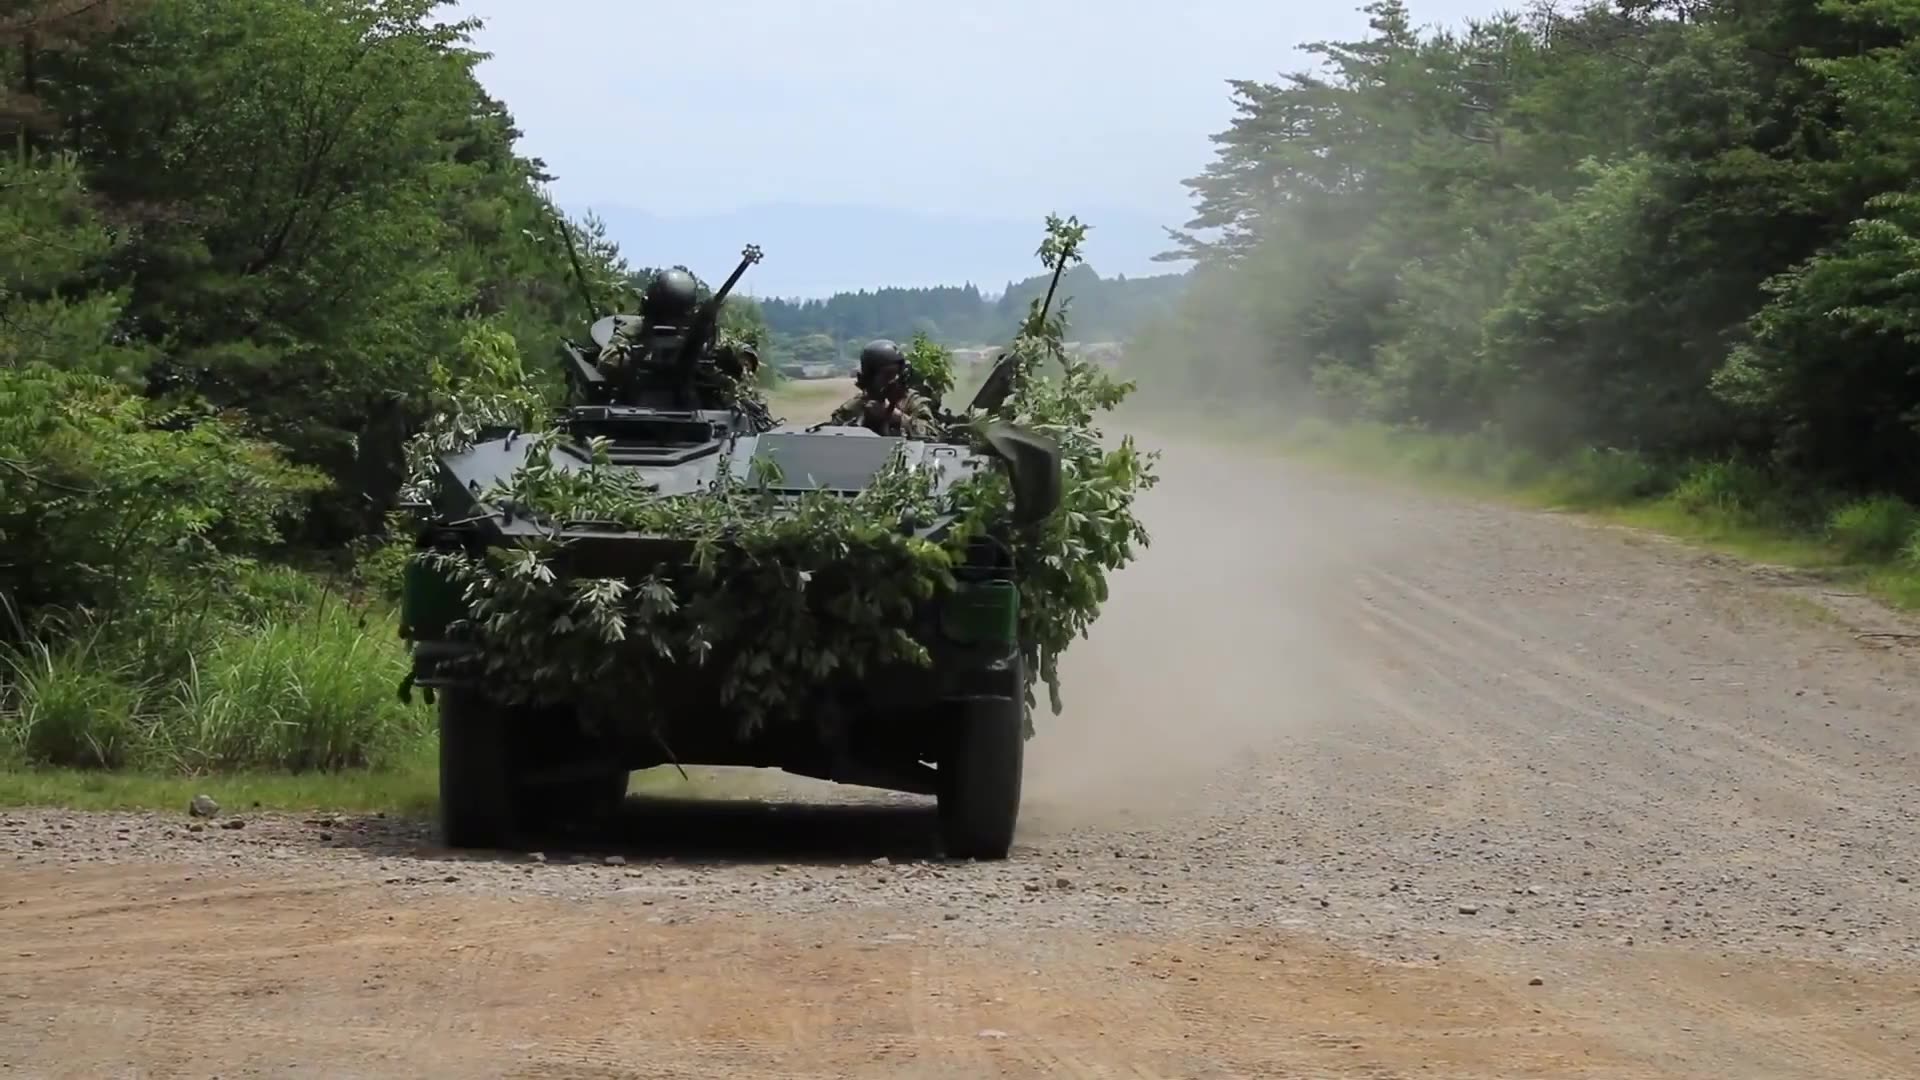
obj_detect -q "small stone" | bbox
[219,818,245,830]
[871,857,891,867]
[1528,977,1544,986]
[1458,904,1480,915]
[188,794,219,818]
[977,1029,1008,1039]
[1053,876,1072,889]
[528,852,547,863]
[187,824,204,834]
[604,855,627,867]
[1023,881,1041,893]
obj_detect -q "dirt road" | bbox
[6,433,1920,1078]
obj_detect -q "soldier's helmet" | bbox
[643,268,700,323]
[856,338,907,389]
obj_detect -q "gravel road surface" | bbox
[4,429,1919,1078]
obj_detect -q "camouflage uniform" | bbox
[830,388,940,438]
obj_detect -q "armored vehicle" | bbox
[397,244,1062,859]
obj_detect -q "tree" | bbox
[1129,0,1920,498]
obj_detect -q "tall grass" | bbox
[0,563,428,775]
[155,602,422,772]
[0,635,144,769]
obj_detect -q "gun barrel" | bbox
[708,243,764,309]
[674,244,764,369]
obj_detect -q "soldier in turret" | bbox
[712,336,760,382]
[643,267,701,322]
[830,339,940,438]
[596,268,702,383]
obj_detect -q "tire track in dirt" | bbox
[1530,946,1920,1079]
[0,863,1639,1079]
[1354,555,1920,961]
[1377,564,1848,791]
[1343,570,1700,834]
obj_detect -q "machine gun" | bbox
[554,236,765,414]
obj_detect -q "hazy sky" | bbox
[441,0,1487,292]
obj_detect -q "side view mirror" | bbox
[968,349,1019,414]
[980,422,1062,527]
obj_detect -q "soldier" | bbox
[830,339,940,438]
[713,337,760,381]
[595,267,703,384]
[642,268,700,325]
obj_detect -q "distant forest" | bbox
[756,264,1188,366]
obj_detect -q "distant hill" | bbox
[574,201,1192,300]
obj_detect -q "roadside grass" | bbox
[1247,414,1920,611]
[0,753,441,815]
[0,574,435,813]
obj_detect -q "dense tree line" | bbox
[1132,0,1920,501]
[0,0,694,679]
[759,265,1187,362]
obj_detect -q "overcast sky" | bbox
[442,0,1489,294]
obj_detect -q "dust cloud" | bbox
[1011,263,1387,833]
[1015,427,1401,835]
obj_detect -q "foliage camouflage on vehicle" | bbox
[398,215,1157,741]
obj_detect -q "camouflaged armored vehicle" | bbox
[398,245,1061,859]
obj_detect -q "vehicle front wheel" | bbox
[437,686,518,850]
[935,695,1025,860]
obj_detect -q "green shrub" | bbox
[1826,496,1920,563]
[1665,459,1781,523]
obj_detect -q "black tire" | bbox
[936,696,1026,860]
[440,691,631,847]
[437,686,517,849]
